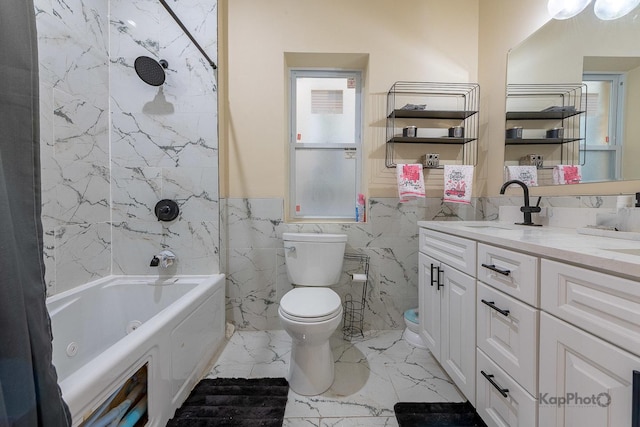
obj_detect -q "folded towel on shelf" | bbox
[400,103,426,110]
[541,105,577,113]
[443,165,474,205]
[397,164,426,202]
[553,165,582,185]
[504,165,538,187]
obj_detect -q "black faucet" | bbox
[499,180,542,226]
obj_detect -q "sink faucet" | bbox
[150,250,176,268]
[499,180,542,226]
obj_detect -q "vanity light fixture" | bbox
[594,0,640,19]
[547,0,592,20]
[548,0,640,19]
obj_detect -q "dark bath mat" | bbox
[394,401,487,427]
[167,377,289,427]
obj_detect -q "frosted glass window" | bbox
[289,70,362,220]
[584,81,612,146]
[582,74,624,181]
[294,149,357,218]
[581,150,616,182]
[295,76,357,144]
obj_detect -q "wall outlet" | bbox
[423,153,439,168]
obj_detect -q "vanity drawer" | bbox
[541,259,640,356]
[477,282,539,396]
[419,228,476,276]
[477,243,539,307]
[476,348,537,427]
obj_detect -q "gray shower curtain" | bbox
[0,1,71,426]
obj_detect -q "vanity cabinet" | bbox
[418,221,640,427]
[539,313,640,427]
[475,244,540,427]
[539,259,640,426]
[418,229,476,404]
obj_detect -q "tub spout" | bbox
[150,250,176,268]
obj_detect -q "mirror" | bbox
[505,5,640,185]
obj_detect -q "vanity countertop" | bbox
[418,220,640,279]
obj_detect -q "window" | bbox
[289,70,362,220]
[581,74,625,182]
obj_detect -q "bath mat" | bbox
[167,377,289,427]
[394,401,487,427]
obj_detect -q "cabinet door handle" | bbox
[481,370,509,398]
[633,370,640,427]
[430,264,437,287]
[481,263,511,276]
[481,299,510,317]
[437,266,444,290]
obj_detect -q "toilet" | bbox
[279,232,347,396]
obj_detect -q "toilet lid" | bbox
[280,288,342,320]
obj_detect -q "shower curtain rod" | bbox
[158,0,217,70]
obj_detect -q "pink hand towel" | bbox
[553,165,582,185]
[397,164,425,203]
[444,165,474,204]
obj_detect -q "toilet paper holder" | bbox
[343,253,370,340]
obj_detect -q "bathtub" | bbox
[47,274,225,426]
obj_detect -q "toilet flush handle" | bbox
[286,246,296,255]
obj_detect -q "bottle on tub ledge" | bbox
[356,193,366,223]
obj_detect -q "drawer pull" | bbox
[481,370,509,398]
[481,263,511,276]
[437,266,444,290]
[481,299,510,317]
[633,370,640,427]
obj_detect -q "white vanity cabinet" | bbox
[418,228,477,405]
[539,313,640,427]
[539,259,640,426]
[418,221,640,427]
[475,243,540,427]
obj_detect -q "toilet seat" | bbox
[279,288,342,323]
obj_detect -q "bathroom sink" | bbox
[464,224,512,230]
[577,227,640,241]
[601,248,640,257]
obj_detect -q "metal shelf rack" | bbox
[505,83,587,168]
[385,81,480,168]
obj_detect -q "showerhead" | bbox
[134,56,168,86]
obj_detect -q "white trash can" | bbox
[403,308,427,349]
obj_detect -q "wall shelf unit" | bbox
[504,84,587,168]
[386,82,480,168]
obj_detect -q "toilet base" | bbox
[289,339,334,395]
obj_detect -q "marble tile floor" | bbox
[206,329,465,427]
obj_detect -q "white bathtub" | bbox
[47,274,225,426]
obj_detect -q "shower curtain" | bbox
[0,1,71,426]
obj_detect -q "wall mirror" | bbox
[505,5,640,185]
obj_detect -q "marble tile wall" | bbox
[224,195,622,331]
[110,0,219,276]
[224,197,494,331]
[36,0,219,295]
[36,0,111,295]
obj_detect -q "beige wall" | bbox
[624,65,640,180]
[221,0,479,199]
[221,0,640,200]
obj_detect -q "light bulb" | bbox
[594,0,640,19]
[548,0,593,19]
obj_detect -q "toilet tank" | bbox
[283,233,347,286]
